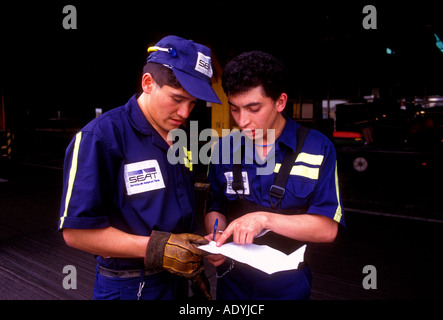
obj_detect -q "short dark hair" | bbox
[143,62,182,89]
[222,51,288,101]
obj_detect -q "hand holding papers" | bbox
[199,241,306,275]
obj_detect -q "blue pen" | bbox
[212,218,219,240]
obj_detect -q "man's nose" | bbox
[176,102,194,119]
[237,110,251,127]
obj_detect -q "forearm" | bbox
[263,212,338,243]
[63,227,149,258]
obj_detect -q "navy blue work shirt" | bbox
[207,117,345,228]
[59,94,196,270]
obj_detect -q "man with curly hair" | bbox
[204,51,345,299]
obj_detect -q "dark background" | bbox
[1,1,443,302]
[2,1,443,128]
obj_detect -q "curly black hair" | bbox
[222,51,288,101]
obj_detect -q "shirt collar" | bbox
[276,115,300,152]
[125,94,154,135]
[235,115,300,163]
[125,93,184,151]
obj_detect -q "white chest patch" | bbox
[124,160,165,195]
[224,171,250,195]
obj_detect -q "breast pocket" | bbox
[281,177,316,208]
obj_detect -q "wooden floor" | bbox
[1,213,442,300]
[0,230,95,300]
[1,162,442,300]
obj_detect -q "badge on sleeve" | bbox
[224,171,250,195]
[124,160,165,195]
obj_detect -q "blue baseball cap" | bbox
[146,35,221,104]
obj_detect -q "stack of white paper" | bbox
[199,241,306,275]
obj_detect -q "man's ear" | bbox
[141,73,156,93]
[275,93,288,112]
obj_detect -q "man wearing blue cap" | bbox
[58,35,220,300]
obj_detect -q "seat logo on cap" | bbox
[195,52,213,78]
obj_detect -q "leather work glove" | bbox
[145,231,209,278]
[190,272,212,300]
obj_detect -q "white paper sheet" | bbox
[199,241,306,275]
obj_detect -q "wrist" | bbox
[144,231,170,272]
[259,211,272,231]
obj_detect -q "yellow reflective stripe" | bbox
[290,165,319,180]
[182,147,193,171]
[273,152,323,180]
[183,158,193,171]
[296,152,324,166]
[333,162,343,223]
[59,132,82,229]
[273,163,319,180]
[187,150,193,171]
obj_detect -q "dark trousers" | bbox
[216,260,312,300]
[93,265,188,300]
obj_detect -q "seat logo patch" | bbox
[195,52,213,78]
[124,160,165,195]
